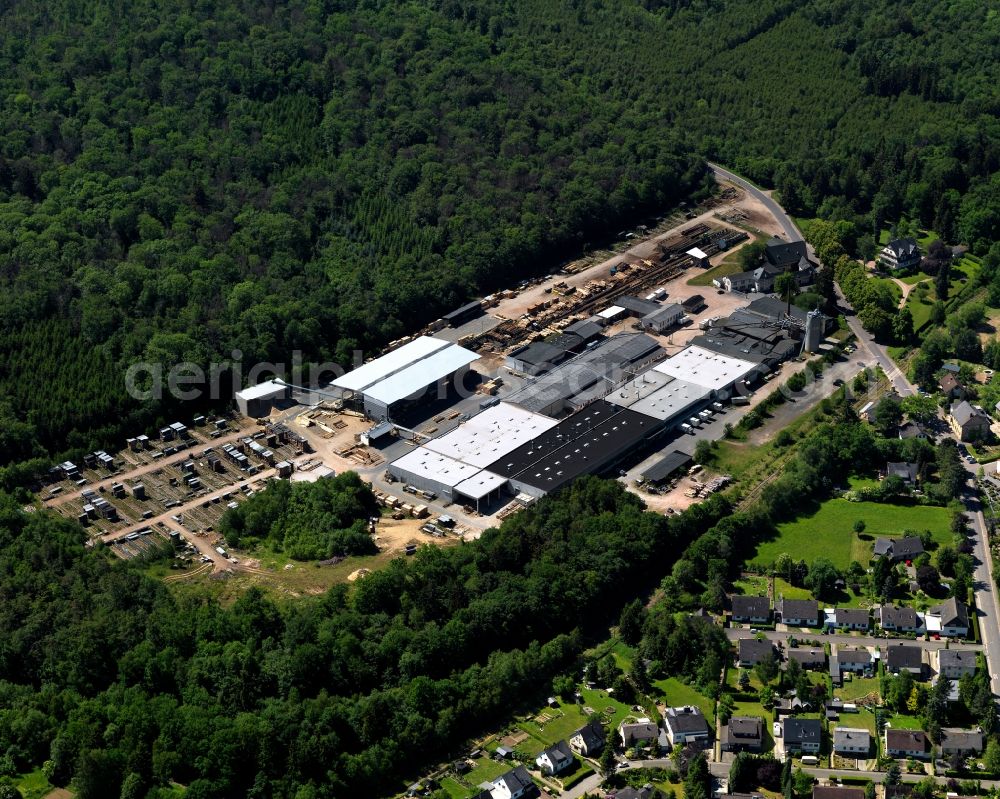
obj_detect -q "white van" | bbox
[680,423,694,435]
[801,756,819,766]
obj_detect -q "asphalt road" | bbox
[962,472,1000,697]
[708,163,804,243]
[726,627,983,653]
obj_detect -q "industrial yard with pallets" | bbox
[41,415,311,556]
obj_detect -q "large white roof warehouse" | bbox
[423,402,560,468]
[332,336,450,392]
[653,345,757,392]
[329,335,478,417]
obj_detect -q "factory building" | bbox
[605,370,712,422]
[638,303,686,333]
[329,336,479,420]
[652,345,759,395]
[487,401,664,498]
[504,333,662,418]
[422,403,560,467]
[235,379,289,418]
[504,332,586,376]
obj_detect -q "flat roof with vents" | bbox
[604,370,710,421]
[422,402,560,468]
[653,345,757,391]
[487,400,662,492]
[389,447,483,488]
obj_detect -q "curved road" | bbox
[709,162,804,242]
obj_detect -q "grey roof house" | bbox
[731,595,771,623]
[873,536,924,562]
[778,598,819,626]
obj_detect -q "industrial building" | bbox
[329,336,479,420]
[235,378,289,418]
[504,333,663,417]
[605,370,711,421]
[384,297,808,503]
[638,303,686,333]
[486,400,665,497]
[652,345,759,394]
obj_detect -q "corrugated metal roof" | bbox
[331,336,451,392]
[235,379,287,401]
[364,344,479,405]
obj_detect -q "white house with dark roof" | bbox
[884,643,924,677]
[782,717,822,753]
[878,238,921,272]
[877,605,921,633]
[937,649,976,679]
[490,765,535,799]
[731,595,771,623]
[777,598,819,626]
[926,597,969,637]
[535,740,574,776]
[663,706,711,747]
[569,719,604,757]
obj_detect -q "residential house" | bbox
[778,598,820,627]
[738,638,777,667]
[814,788,865,799]
[940,373,966,400]
[732,595,772,624]
[535,741,574,776]
[720,716,764,753]
[490,765,536,799]
[569,720,605,757]
[619,720,659,748]
[940,728,984,757]
[886,462,919,485]
[836,647,874,675]
[873,536,924,562]
[831,608,870,631]
[663,706,711,747]
[787,648,827,670]
[927,597,970,638]
[898,421,927,440]
[950,401,992,443]
[609,787,655,799]
[885,729,930,759]
[884,644,924,677]
[878,238,921,272]
[833,727,872,756]
[782,718,822,754]
[877,605,921,633]
[937,649,977,680]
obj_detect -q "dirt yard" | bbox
[373,516,456,553]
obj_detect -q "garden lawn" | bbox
[517,700,595,750]
[833,676,881,703]
[751,499,953,570]
[833,709,878,736]
[14,770,54,799]
[653,677,715,721]
[439,776,472,799]
[886,714,924,730]
[578,687,634,731]
[464,757,512,786]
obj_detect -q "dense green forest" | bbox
[1,0,1000,475]
[0,384,925,798]
[218,471,379,559]
[0,478,732,798]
